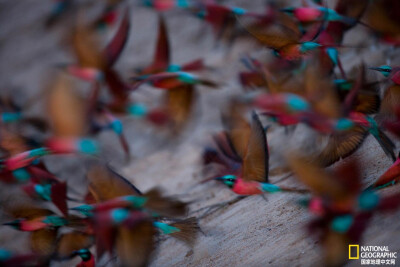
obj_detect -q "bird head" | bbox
[369,65,392,77]
[167,64,181,72]
[286,94,310,112]
[3,219,22,229]
[215,175,237,188]
[177,72,198,84]
[300,42,322,53]
[72,249,92,261]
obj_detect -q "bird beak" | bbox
[279,8,294,13]
[368,67,383,71]
[215,177,224,181]
[3,221,18,227]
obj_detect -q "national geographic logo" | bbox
[349,245,359,260]
[349,245,397,265]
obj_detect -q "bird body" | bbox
[278,42,322,60]
[72,195,148,216]
[217,176,281,195]
[4,215,67,231]
[253,93,311,114]
[282,6,356,24]
[45,138,98,155]
[4,148,50,170]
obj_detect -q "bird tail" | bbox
[280,187,310,194]
[144,189,187,217]
[169,217,201,246]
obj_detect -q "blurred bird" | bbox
[280,6,357,25]
[130,15,210,131]
[2,201,84,258]
[211,111,307,195]
[289,156,400,266]
[45,75,99,156]
[80,164,199,264]
[0,249,44,267]
[142,0,190,11]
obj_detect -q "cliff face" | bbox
[0,1,399,266]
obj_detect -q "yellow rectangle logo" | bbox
[349,245,359,259]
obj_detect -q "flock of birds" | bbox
[0,0,400,266]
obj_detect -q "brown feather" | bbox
[304,63,341,119]
[47,75,86,137]
[87,165,141,203]
[366,1,400,35]
[56,231,93,259]
[0,129,29,156]
[287,155,348,201]
[354,92,380,114]
[71,23,106,69]
[165,84,194,130]
[323,231,350,267]
[5,201,54,220]
[221,101,251,159]
[380,84,400,116]
[315,126,368,167]
[116,221,155,267]
[242,112,269,182]
[30,228,58,256]
[143,188,187,217]
[169,217,200,246]
[238,14,301,49]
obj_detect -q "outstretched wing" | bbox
[316,126,367,167]
[242,111,269,182]
[104,10,131,67]
[87,164,141,202]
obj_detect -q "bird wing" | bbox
[242,111,269,182]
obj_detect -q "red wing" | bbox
[181,59,204,71]
[152,15,170,71]
[104,10,131,67]
[51,182,68,216]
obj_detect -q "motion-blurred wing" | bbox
[242,111,269,182]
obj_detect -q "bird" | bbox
[213,111,308,195]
